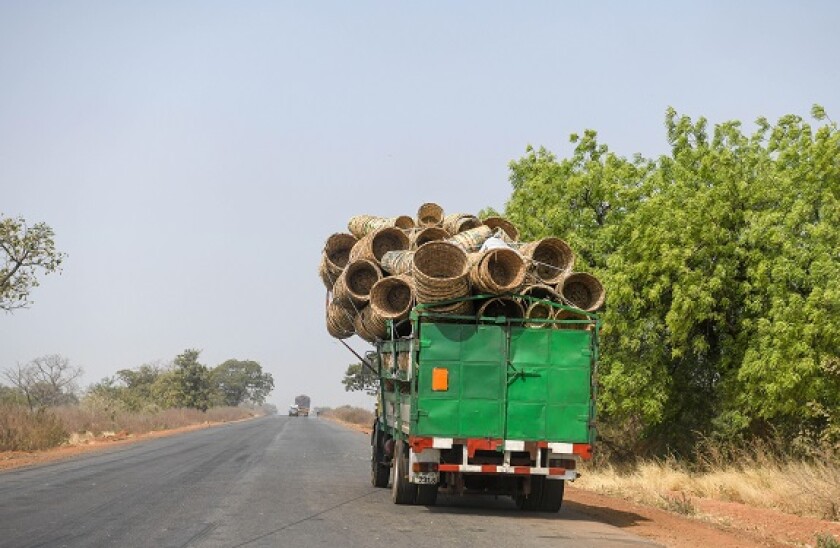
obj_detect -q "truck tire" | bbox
[538,479,565,512]
[415,484,438,506]
[370,428,390,488]
[391,441,417,505]
[515,476,544,511]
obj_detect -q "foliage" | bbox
[505,106,840,457]
[170,349,213,412]
[0,215,65,311]
[0,404,67,451]
[341,362,378,396]
[212,359,274,406]
[2,355,83,411]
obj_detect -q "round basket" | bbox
[469,247,526,294]
[370,275,414,322]
[482,216,520,242]
[524,301,554,328]
[348,215,415,238]
[476,297,524,320]
[519,283,562,303]
[354,306,384,342]
[326,299,357,339]
[447,225,493,253]
[557,272,605,312]
[442,213,481,235]
[349,227,410,265]
[417,202,444,227]
[412,241,471,311]
[318,232,358,289]
[410,226,449,249]
[519,237,575,284]
[554,309,591,330]
[332,259,382,307]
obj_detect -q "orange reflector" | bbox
[431,367,449,391]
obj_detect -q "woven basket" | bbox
[524,301,554,328]
[348,215,415,238]
[348,227,410,265]
[410,226,449,249]
[482,216,520,242]
[447,224,493,253]
[442,213,481,235]
[554,309,591,330]
[417,203,444,227]
[557,272,605,312]
[519,283,563,303]
[370,275,414,322]
[380,250,415,275]
[332,259,382,307]
[520,237,575,284]
[318,232,358,289]
[476,297,524,320]
[469,247,526,294]
[354,306,384,342]
[326,299,357,339]
[412,241,471,313]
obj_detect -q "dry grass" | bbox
[0,404,259,451]
[577,453,840,521]
[320,405,374,427]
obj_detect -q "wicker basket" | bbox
[447,225,493,253]
[476,297,525,320]
[326,299,357,339]
[442,213,481,235]
[380,250,415,275]
[519,283,563,303]
[348,215,415,238]
[417,203,444,227]
[332,259,382,307]
[519,237,575,284]
[354,306,384,342]
[524,301,554,328]
[482,216,520,242]
[469,247,526,294]
[348,227,410,265]
[318,232,358,289]
[557,272,605,312]
[410,226,449,249]
[370,274,414,322]
[412,241,471,313]
[554,308,591,330]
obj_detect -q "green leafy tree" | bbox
[212,359,274,406]
[172,349,212,411]
[0,216,66,311]
[341,362,378,395]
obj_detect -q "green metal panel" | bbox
[412,321,593,443]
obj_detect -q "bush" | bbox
[320,405,374,426]
[0,404,67,451]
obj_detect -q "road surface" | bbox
[0,416,658,547]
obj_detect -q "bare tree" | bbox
[2,355,82,410]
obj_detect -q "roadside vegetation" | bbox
[319,405,374,427]
[0,350,275,452]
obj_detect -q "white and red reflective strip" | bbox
[409,436,592,460]
[436,463,577,480]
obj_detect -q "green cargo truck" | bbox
[369,295,599,511]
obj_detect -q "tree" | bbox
[212,359,274,406]
[172,349,212,411]
[2,355,83,411]
[341,362,378,395]
[504,106,840,456]
[0,215,65,311]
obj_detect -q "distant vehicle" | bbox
[290,394,311,417]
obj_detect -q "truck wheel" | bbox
[370,428,390,488]
[415,484,438,506]
[515,476,544,511]
[538,480,565,512]
[391,441,417,505]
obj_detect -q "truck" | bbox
[289,394,311,417]
[369,295,598,511]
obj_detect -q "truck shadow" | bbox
[426,495,652,528]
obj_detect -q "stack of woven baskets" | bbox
[319,203,605,342]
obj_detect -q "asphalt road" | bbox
[0,416,658,547]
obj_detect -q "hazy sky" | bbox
[2,1,838,410]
